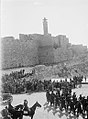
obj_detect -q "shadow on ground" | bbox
[43,102,81,119]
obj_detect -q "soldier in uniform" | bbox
[54,92,60,109]
[46,89,50,104]
[50,90,55,106]
[60,93,66,111]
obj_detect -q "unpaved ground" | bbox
[1,84,87,119]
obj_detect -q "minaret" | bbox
[43,17,48,35]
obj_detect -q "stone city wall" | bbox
[1,36,39,69]
[1,34,88,69]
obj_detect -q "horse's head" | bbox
[35,101,42,108]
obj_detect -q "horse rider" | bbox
[23,99,31,112]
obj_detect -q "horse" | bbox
[14,101,42,119]
[6,106,23,119]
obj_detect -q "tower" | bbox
[43,17,48,35]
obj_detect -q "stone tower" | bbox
[43,17,48,35]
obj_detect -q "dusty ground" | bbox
[1,84,87,119]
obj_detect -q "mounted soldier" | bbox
[23,100,30,111]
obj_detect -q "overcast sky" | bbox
[1,0,88,47]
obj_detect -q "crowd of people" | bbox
[1,68,84,94]
[46,82,88,118]
[2,69,27,94]
[1,68,88,119]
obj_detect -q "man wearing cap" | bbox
[23,99,31,115]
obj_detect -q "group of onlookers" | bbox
[1,69,84,94]
[2,69,27,94]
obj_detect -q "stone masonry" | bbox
[1,18,88,69]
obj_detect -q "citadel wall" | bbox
[1,18,88,69]
[53,35,73,63]
[1,35,39,69]
[2,33,88,69]
[38,34,54,65]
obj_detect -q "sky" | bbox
[1,0,88,47]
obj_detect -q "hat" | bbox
[24,99,28,104]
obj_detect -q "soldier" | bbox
[75,100,83,117]
[69,98,76,115]
[46,89,50,104]
[78,94,83,102]
[72,92,77,104]
[23,99,31,115]
[81,96,87,117]
[66,94,71,111]
[23,100,29,110]
[86,96,88,119]
[60,93,66,111]
[54,92,60,109]
[85,76,87,82]
[50,90,55,106]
